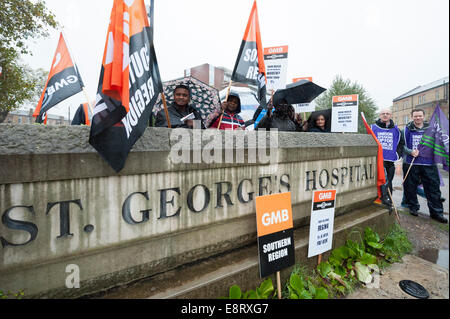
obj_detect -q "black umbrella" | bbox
[272,80,326,106]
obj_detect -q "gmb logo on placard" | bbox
[261,209,289,226]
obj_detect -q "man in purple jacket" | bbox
[401,108,447,223]
[371,108,404,199]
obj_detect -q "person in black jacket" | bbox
[153,84,205,129]
[307,110,331,133]
[256,99,303,132]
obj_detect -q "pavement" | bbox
[391,163,449,219]
[346,163,449,299]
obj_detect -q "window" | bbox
[436,90,439,100]
[422,94,425,103]
[404,115,409,124]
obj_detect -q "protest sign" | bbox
[308,190,336,258]
[255,192,295,278]
[331,94,359,132]
[264,45,288,92]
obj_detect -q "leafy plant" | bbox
[224,278,275,299]
[0,290,25,299]
[287,272,328,299]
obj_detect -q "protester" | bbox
[401,108,447,223]
[256,99,303,131]
[154,84,204,129]
[307,110,331,133]
[371,108,404,201]
[206,93,245,130]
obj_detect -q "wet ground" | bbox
[347,164,449,299]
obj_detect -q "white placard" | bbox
[293,102,315,113]
[264,46,288,92]
[308,190,336,258]
[331,94,359,132]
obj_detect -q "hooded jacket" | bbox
[207,92,245,130]
[402,120,432,165]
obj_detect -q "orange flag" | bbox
[231,0,267,121]
[89,0,162,172]
[33,32,84,123]
[361,112,386,201]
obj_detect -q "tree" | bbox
[314,75,378,133]
[0,0,58,123]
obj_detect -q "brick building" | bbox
[4,108,69,126]
[392,76,449,129]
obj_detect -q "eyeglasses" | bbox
[380,113,391,115]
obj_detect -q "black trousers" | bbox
[402,163,443,216]
[383,161,396,194]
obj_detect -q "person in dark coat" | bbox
[307,109,331,133]
[153,84,205,129]
[256,99,303,132]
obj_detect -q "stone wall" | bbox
[0,124,378,297]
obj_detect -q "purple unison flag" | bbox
[417,104,449,171]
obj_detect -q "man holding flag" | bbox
[89,0,162,172]
[401,107,447,223]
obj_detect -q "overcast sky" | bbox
[21,0,449,119]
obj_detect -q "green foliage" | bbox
[224,278,275,299]
[379,223,412,263]
[0,0,58,122]
[287,272,329,299]
[0,290,25,299]
[314,75,378,133]
[223,225,412,299]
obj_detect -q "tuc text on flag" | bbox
[89,0,162,172]
[33,32,84,124]
[231,0,267,121]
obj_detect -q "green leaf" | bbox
[360,252,377,265]
[364,227,380,243]
[290,293,299,299]
[289,273,304,294]
[257,278,274,298]
[317,261,332,278]
[299,290,312,299]
[307,280,316,296]
[367,241,383,249]
[245,290,257,299]
[229,285,242,299]
[355,262,372,284]
[314,287,329,299]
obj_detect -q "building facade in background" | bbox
[4,108,69,126]
[392,76,449,129]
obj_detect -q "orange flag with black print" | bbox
[33,32,84,123]
[231,0,267,121]
[89,0,162,172]
[361,112,386,201]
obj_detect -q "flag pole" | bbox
[161,92,171,128]
[387,188,401,225]
[216,80,232,130]
[402,157,416,184]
